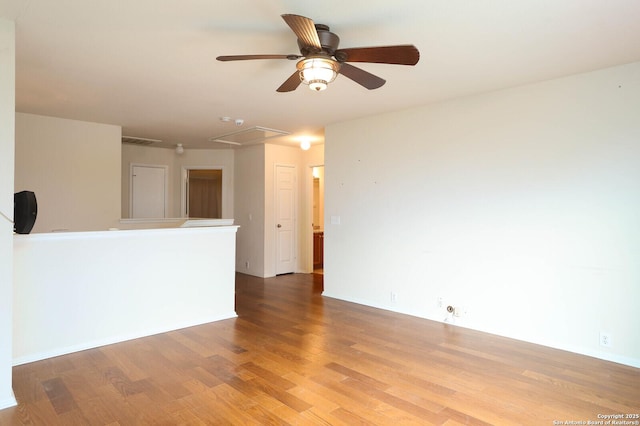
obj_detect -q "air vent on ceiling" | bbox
[121,136,162,146]
[209,126,290,146]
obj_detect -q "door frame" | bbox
[305,163,324,273]
[181,165,227,218]
[129,163,169,218]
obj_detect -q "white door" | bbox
[276,165,296,275]
[131,165,167,218]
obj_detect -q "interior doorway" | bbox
[311,166,324,274]
[182,167,224,218]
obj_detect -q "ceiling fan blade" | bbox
[281,14,321,49]
[338,63,386,90]
[216,54,299,61]
[276,71,302,92]
[336,45,420,65]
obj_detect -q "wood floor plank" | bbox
[75,397,119,425]
[1,272,638,425]
[98,345,150,383]
[309,370,402,424]
[165,328,221,359]
[240,361,297,390]
[170,407,209,425]
[196,385,260,425]
[522,369,639,412]
[40,377,78,415]
[284,380,341,416]
[55,369,104,407]
[330,406,382,425]
[325,361,390,391]
[185,365,224,389]
[341,376,444,423]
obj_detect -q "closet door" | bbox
[131,164,167,218]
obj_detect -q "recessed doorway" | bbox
[311,166,324,275]
[181,167,224,218]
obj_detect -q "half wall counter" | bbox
[13,223,238,365]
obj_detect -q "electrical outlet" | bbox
[391,292,398,303]
[599,332,612,348]
[245,261,250,269]
[437,297,443,308]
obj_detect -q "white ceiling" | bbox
[2,0,640,150]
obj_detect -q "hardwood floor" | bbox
[1,272,638,425]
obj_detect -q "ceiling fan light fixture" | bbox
[297,57,339,91]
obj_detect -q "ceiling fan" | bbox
[216,14,420,92]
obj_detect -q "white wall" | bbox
[121,144,234,219]
[13,226,238,364]
[0,21,13,220]
[234,145,266,276]
[15,113,121,232]
[0,17,16,410]
[324,61,640,367]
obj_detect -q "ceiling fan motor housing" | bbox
[297,24,340,57]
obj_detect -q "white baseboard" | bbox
[13,312,237,366]
[321,292,640,369]
[0,393,17,410]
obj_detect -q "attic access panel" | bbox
[209,126,290,147]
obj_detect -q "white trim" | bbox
[13,225,240,241]
[129,163,169,218]
[12,313,237,366]
[321,292,640,369]
[0,394,17,410]
[119,217,185,224]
